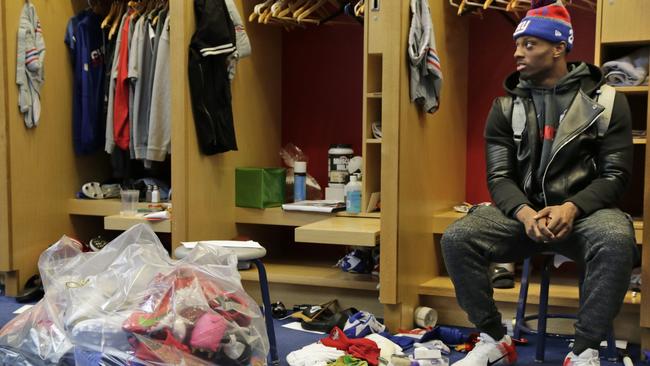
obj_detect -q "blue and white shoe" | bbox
[342,310,385,338]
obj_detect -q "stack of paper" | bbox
[281,200,345,213]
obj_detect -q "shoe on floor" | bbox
[563,348,600,366]
[451,333,517,365]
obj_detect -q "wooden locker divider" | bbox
[0,0,12,274]
[0,0,109,295]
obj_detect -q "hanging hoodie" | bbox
[16,1,46,128]
[224,0,251,80]
[408,0,442,114]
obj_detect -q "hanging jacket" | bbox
[188,0,238,155]
[485,62,633,217]
[16,1,46,128]
[408,0,442,114]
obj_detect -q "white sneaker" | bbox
[452,333,517,365]
[563,348,600,366]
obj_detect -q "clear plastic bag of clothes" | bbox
[0,224,269,366]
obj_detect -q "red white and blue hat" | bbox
[513,0,574,51]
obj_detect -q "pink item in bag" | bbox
[190,312,228,352]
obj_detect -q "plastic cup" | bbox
[120,190,139,216]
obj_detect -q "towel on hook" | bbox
[16,1,46,128]
[602,46,649,87]
[408,0,442,114]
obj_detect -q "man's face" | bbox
[513,36,560,81]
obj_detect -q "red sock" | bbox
[321,327,380,366]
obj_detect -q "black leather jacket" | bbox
[485,63,633,217]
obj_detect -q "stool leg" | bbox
[606,329,617,362]
[252,259,279,365]
[536,257,552,363]
[514,258,532,340]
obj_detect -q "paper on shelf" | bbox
[281,200,345,213]
[181,240,263,249]
[144,211,171,220]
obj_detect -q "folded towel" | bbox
[602,46,649,86]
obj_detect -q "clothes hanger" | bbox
[152,0,168,26]
[296,0,326,22]
[279,0,302,17]
[249,0,274,22]
[507,0,521,11]
[108,1,126,40]
[297,0,339,22]
[293,0,317,19]
[259,0,278,23]
[354,0,364,17]
[101,1,117,29]
[271,0,289,17]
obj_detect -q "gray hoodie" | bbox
[517,62,591,200]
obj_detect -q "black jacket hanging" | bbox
[188,0,238,155]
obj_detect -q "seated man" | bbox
[441,1,638,365]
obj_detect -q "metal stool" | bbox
[175,245,279,365]
[514,255,617,363]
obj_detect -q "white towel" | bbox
[602,46,649,86]
[286,342,345,366]
[408,0,442,114]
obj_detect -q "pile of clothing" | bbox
[287,309,475,366]
[0,224,268,366]
[602,46,650,87]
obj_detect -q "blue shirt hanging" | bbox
[65,10,106,155]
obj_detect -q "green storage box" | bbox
[235,167,286,208]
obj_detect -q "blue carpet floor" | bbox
[0,292,643,365]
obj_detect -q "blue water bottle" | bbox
[294,161,307,202]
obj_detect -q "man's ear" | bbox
[553,42,567,58]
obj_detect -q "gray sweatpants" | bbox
[441,205,638,343]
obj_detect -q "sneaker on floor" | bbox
[563,348,600,366]
[451,333,517,366]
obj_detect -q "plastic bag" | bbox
[0,224,269,365]
[279,143,322,201]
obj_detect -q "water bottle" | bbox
[345,175,362,214]
[151,185,160,203]
[294,161,307,202]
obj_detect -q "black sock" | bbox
[573,336,600,355]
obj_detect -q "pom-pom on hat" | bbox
[513,0,574,51]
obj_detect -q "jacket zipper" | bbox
[541,109,605,206]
